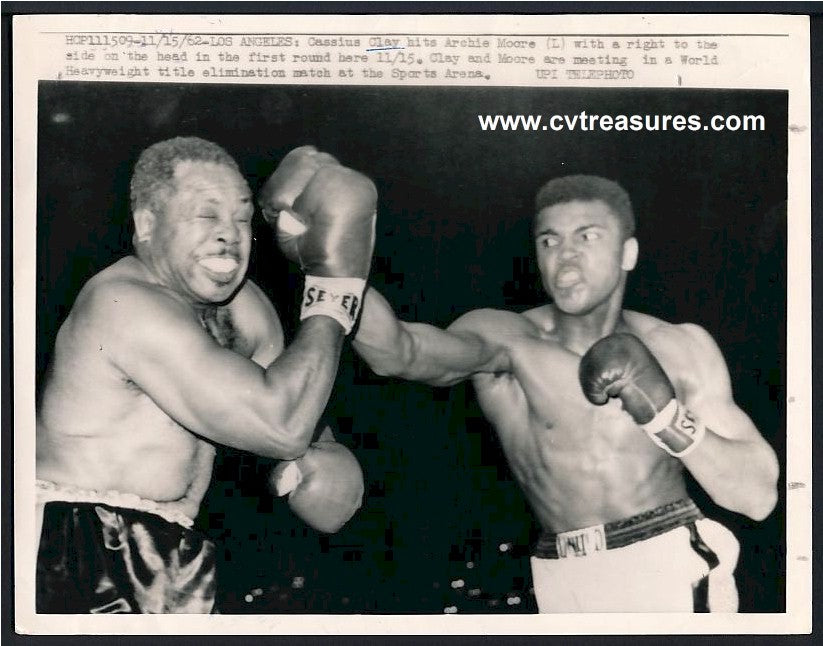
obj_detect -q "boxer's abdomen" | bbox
[37,396,203,503]
[475,357,688,533]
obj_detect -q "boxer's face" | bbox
[148,160,253,304]
[534,199,636,315]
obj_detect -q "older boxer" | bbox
[36,138,371,613]
[353,175,778,612]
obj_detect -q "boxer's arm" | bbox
[353,287,513,386]
[233,280,285,369]
[242,283,344,445]
[101,280,344,460]
[674,324,779,520]
[241,285,340,444]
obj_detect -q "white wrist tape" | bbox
[300,276,366,334]
[641,399,706,458]
[273,461,303,497]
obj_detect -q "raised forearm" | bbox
[682,431,779,520]
[259,316,346,458]
[577,329,779,522]
[252,146,374,456]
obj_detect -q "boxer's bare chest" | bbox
[119,304,254,403]
[101,304,257,493]
[475,353,643,457]
[471,328,690,527]
[120,304,257,443]
[196,305,255,355]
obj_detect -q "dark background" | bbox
[36,81,787,614]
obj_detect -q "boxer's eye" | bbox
[581,231,600,242]
[235,208,253,224]
[539,236,559,248]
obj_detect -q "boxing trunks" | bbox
[36,480,216,614]
[530,498,739,613]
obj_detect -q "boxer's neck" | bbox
[553,286,627,355]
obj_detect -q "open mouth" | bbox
[199,256,240,281]
[555,266,582,289]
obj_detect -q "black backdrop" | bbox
[35,81,787,613]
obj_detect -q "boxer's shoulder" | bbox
[75,259,190,329]
[522,304,552,327]
[449,306,542,341]
[622,309,670,334]
[227,279,279,322]
[57,261,205,377]
[623,312,723,394]
[225,280,284,365]
[624,310,716,354]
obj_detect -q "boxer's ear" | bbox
[621,237,638,271]
[133,208,156,243]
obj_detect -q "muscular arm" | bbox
[239,282,342,444]
[96,279,344,460]
[675,324,779,521]
[353,287,514,386]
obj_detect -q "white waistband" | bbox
[36,479,194,528]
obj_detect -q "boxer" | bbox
[353,175,779,612]
[35,138,371,613]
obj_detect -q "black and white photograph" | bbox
[10,10,811,638]
[32,80,786,615]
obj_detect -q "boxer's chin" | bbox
[190,271,243,304]
[551,287,594,315]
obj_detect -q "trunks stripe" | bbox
[688,522,721,612]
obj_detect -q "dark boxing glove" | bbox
[578,333,706,457]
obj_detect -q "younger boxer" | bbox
[36,138,371,613]
[353,175,779,612]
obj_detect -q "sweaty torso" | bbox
[36,257,280,513]
[472,306,696,532]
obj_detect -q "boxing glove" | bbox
[258,146,340,229]
[259,146,377,333]
[578,333,705,457]
[269,441,365,533]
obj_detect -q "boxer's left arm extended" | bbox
[579,328,779,521]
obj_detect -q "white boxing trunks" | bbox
[530,499,740,613]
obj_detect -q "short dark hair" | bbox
[130,136,241,215]
[535,175,635,238]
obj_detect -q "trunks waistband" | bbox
[36,479,194,528]
[533,498,703,559]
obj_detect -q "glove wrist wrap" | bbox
[641,399,706,458]
[300,276,366,335]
